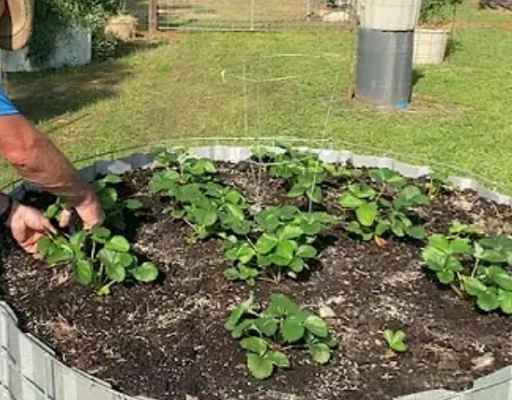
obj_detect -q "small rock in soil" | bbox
[319,304,336,319]
[471,353,495,372]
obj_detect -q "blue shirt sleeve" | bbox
[0,89,20,116]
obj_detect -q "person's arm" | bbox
[0,115,104,229]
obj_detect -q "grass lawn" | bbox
[3,1,512,194]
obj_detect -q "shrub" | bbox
[29,0,124,65]
[419,0,462,26]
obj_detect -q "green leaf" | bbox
[240,337,268,356]
[476,289,500,312]
[247,353,274,380]
[370,168,406,187]
[449,238,473,255]
[91,227,112,243]
[131,262,159,283]
[124,199,144,210]
[349,184,377,199]
[304,315,329,338]
[306,186,323,204]
[279,225,304,240]
[289,258,305,273]
[46,246,74,266]
[499,290,512,314]
[272,240,296,267]
[288,183,306,198]
[463,277,488,297]
[225,242,255,264]
[356,202,378,227]
[296,245,317,259]
[384,329,408,352]
[225,295,255,331]
[267,351,290,368]
[149,170,179,193]
[45,203,61,219]
[487,266,512,291]
[105,263,126,283]
[105,236,131,253]
[338,193,364,209]
[309,343,331,364]
[254,317,278,337]
[224,268,241,281]
[436,269,455,284]
[256,234,279,255]
[101,174,123,184]
[189,206,218,227]
[73,259,94,286]
[267,294,300,317]
[97,187,118,211]
[282,316,305,343]
[37,237,53,256]
[406,225,427,240]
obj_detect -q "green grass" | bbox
[4,1,512,194]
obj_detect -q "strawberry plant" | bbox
[338,176,429,241]
[150,153,251,239]
[45,174,143,231]
[384,329,408,353]
[38,227,159,295]
[255,146,330,208]
[224,206,335,284]
[225,293,336,380]
[422,233,512,314]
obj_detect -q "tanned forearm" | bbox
[0,115,93,206]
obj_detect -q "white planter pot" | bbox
[0,27,92,72]
[359,0,422,31]
[413,28,450,65]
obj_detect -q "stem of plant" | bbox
[471,259,480,278]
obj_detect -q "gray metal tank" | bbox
[356,29,414,110]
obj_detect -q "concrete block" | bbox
[392,160,431,179]
[314,149,353,164]
[351,154,394,169]
[447,176,480,191]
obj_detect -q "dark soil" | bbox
[2,162,512,400]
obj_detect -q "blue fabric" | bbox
[0,89,19,116]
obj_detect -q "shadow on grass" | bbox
[7,41,162,125]
[412,69,425,88]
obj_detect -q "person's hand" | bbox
[59,188,105,230]
[6,201,57,255]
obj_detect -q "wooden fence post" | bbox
[149,0,158,34]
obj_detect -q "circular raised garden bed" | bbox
[2,146,512,400]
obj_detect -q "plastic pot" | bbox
[413,28,450,65]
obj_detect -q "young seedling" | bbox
[338,176,430,242]
[150,153,251,240]
[256,146,330,210]
[224,206,335,284]
[384,329,408,354]
[38,226,159,296]
[226,293,336,380]
[422,233,512,314]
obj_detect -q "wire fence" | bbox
[129,0,356,31]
